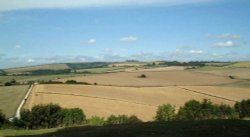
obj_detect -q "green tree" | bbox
[217,104,238,119]
[234,99,250,118]
[177,100,203,120]
[155,104,176,121]
[61,108,86,126]
[87,116,106,126]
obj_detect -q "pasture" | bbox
[0,85,29,118]
[23,84,245,121]
[58,70,236,87]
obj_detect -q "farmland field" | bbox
[0,85,29,118]
[23,84,247,121]
[58,70,236,87]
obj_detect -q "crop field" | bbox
[23,84,240,121]
[58,70,236,87]
[0,85,29,118]
[196,68,250,80]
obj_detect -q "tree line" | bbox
[0,99,249,130]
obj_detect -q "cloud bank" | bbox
[0,0,217,12]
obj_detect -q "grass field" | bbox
[4,64,69,74]
[58,70,236,87]
[23,84,243,121]
[1,120,250,137]
[0,85,29,118]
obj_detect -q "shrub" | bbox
[65,80,78,84]
[234,99,250,118]
[155,104,176,121]
[0,110,7,128]
[61,108,86,126]
[138,74,146,78]
[87,116,106,126]
[4,82,12,86]
[106,115,142,125]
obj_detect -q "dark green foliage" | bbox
[10,79,16,84]
[19,104,86,129]
[216,104,238,119]
[65,80,91,85]
[177,99,239,120]
[87,116,106,126]
[234,99,250,118]
[29,69,71,75]
[106,115,142,125]
[67,62,109,70]
[159,61,206,67]
[155,104,175,121]
[61,108,86,126]
[0,110,7,128]
[138,74,146,78]
[65,80,77,84]
[4,82,12,86]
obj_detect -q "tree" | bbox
[138,74,146,78]
[217,104,238,119]
[234,99,250,118]
[65,80,78,84]
[87,116,106,126]
[155,104,176,121]
[177,100,203,120]
[4,82,12,86]
[61,108,86,126]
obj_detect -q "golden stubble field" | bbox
[58,71,236,87]
[23,84,250,121]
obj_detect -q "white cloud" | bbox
[0,0,216,12]
[120,36,138,43]
[15,45,21,49]
[27,58,35,63]
[87,38,96,44]
[213,41,236,47]
[189,50,205,54]
[216,33,241,39]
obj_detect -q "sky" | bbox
[0,0,250,68]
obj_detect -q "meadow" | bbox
[0,85,29,118]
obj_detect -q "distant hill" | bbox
[228,61,250,68]
[4,64,70,75]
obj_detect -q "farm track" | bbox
[36,91,156,107]
[176,86,237,102]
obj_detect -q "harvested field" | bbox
[196,68,250,80]
[179,86,250,102]
[0,85,29,118]
[58,71,236,87]
[24,84,235,121]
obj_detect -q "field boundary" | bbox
[176,86,237,102]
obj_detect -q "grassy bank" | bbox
[1,120,250,137]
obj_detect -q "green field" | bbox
[1,120,249,137]
[0,85,29,118]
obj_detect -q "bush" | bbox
[0,110,7,128]
[234,99,250,118]
[4,82,12,86]
[87,116,106,126]
[155,104,176,121]
[65,80,78,84]
[106,115,142,125]
[138,74,146,78]
[61,108,86,126]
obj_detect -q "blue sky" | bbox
[0,0,250,68]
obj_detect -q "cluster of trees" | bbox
[30,69,71,75]
[4,79,17,86]
[159,61,206,67]
[1,99,249,130]
[65,80,91,85]
[15,104,85,129]
[155,99,250,121]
